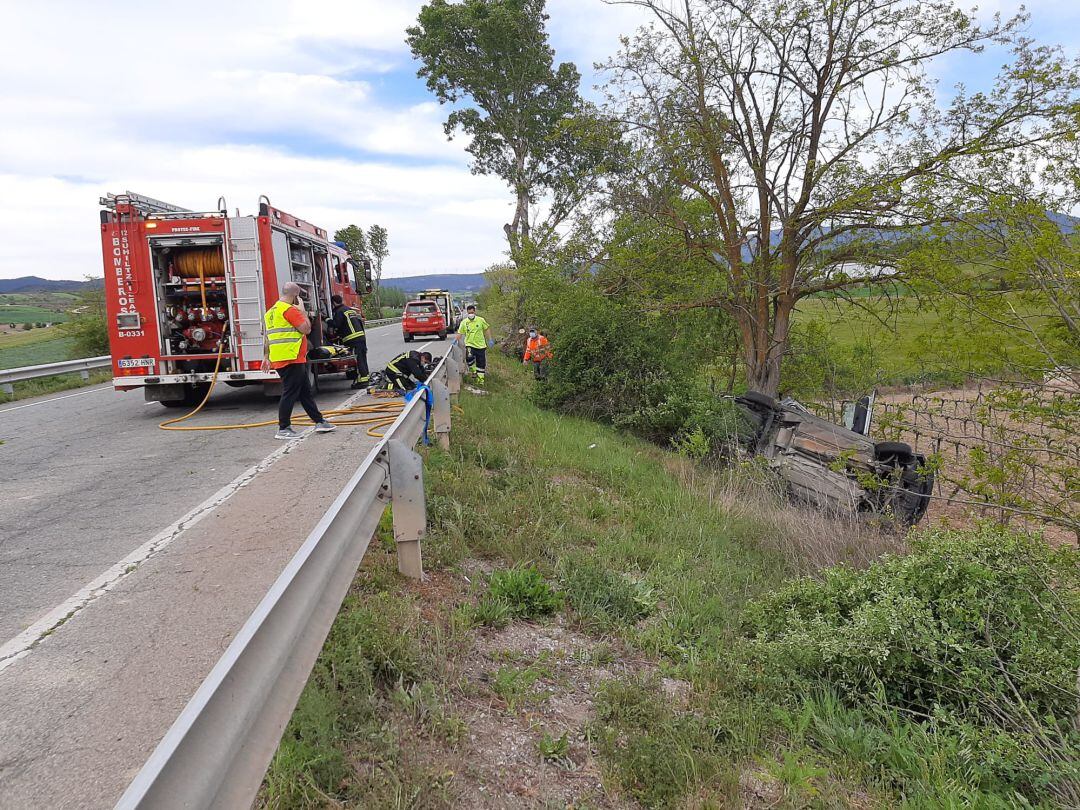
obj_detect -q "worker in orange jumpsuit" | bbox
[522,327,552,380]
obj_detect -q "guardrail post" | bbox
[386,438,425,580]
[1,383,12,396]
[431,379,451,450]
[445,355,461,395]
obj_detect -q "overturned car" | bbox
[734,391,934,525]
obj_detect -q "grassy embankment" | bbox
[260,354,1077,808]
[0,326,109,402]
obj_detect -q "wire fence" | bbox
[869,381,1078,541]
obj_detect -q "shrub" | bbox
[560,553,656,629]
[741,525,1080,802]
[474,565,562,625]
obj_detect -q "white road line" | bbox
[0,385,111,415]
[0,387,368,674]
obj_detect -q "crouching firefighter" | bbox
[383,350,433,393]
[329,294,369,389]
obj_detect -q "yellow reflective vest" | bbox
[457,315,489,349]
[264,301,304,363]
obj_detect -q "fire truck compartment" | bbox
[150,239,236,376]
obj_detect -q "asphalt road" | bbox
[0,321,441,644]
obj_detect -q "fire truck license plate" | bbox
[118,358,155,368]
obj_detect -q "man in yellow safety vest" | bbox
[263,282,337,440]
[456,304,493,385]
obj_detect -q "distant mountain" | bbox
[382,273,486,293]
[0,276,99,293]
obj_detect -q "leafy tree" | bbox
[407,0,614,264]
[333,225,368,262]
[909,160,1080,383]
[604,0,1079,395]
[367,224,389,310]
[60,284,109,357]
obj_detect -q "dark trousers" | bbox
[530,359,547,380]
[467,346,487,372]
[278,362,324,430]
[346,337,369,382]
[384,368,412,393]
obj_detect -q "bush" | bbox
[60,287,109,357]
[531,281,743,453]
[741,525,1080,802]
[560,553,656,629]
[474,565,562,625]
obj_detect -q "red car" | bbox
[402,299,447,342]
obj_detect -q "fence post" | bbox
[431,378,451,450]
[386,438,425,580]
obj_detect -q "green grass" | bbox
[262,354,1072,807]
[794,293,1053,387]
[0,324,109,403]
[0,326,77,368]
[0,304,70,324]
[261,354,791,808]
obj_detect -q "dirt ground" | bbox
[386,560,789,809]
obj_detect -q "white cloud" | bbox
[0,0,515,280]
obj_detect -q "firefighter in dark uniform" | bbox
[384,350,432,393]
[329,295,369,389]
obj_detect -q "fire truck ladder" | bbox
[226,217,267,365]
[100,191,192,216]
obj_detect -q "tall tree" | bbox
[333,225,368,264]
[605,0,1078,395]
[407,0,612,264]
[367,224,389,311]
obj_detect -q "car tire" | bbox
[874,441,914,461]
[403,333,413,343]
[438,330,447,340]
[739,390,779,411]
[160,399,188,408]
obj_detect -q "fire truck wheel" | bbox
[186,383,211,406]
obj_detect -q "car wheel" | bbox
[874,441,914,463]
[403,333,413,343]
[438,330,447,340]
[738,390,780,411]
[885,461,935,526]
[159,399,188,408]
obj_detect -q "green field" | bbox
[0,327,76,369]
[0,304,71,324]
[793,293,1052,386]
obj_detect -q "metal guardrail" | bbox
[0,356,110,389]
[0,319,402,393]
[366,316,402,327]
[115,337,465,810]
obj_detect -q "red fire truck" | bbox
[100,191,371,407]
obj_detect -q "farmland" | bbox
[0,292,76,325]
[0,326,76,369]
[794,293,1053,387]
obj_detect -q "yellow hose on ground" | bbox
[159,337,405,436]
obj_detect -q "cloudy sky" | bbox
[0,1,1076,281]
